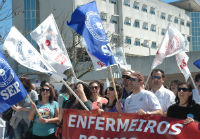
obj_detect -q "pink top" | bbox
[92,97,108,110]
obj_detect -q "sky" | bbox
[0,0,12,48]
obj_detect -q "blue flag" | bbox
[67,1,116,66]
[194,59,200,69]
[0,52,28,113]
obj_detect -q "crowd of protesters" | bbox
[1,69,200,139]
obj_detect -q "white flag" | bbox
[3,26,64,82]
[30,14,72,74]
[152,24,187,70]
[176,52,191,81]
[113,47,130,70]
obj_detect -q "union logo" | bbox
[0,58,14,88]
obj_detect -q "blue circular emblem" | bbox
[85,11,108,42]
[0,58,14,88]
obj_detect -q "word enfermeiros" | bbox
[68,114,183,136]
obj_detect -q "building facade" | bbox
[11,0,197,82]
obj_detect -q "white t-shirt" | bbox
[123,89,161,113]
[192,89,200,104]
[151,85,175,112]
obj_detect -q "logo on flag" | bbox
[0,52,27,113]
[67,1,116,67]
[176,52,191,81]
[31,14,72,74]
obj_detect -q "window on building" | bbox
[186,21,190,27]
[160,12,166,20]
[187,36,191,42]
[143,40,149,47]
[110,0,117,4]
[168,15,172,22]
[142,22,148,30]
[124,17,131,25]
[161,29,166,35]
[133,1,139,10]
[124,0,130,7]
[101,12,107,21]
[134,20,140,28]
[151,24,156,32]
[125,36,131,44]
[111,15,118,24]
[142,4,147,12]
[150,7,155,15]
[134,38,140,46]
[151,42,157,48]
[181,20,184,25]
[174,17,178,24]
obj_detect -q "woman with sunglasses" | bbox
[28,84,59,139]
[103,84,123,113]
[89,81,108,110]
[167,82,200,124]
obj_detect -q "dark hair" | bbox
[40,80,48,87]
[89,80,104,97]
[39,84,54,103]
[151,69,165,78]
[68,82,92,104]
[19,76,33,92]
[195,73,200,82]
[169,80,181,90]
[131,72,145,83]
[175,82,194,107]
[103,84,122,109]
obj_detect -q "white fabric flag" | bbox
[3,26,64,82]
[152,24,187,70]
[176,52,191,81]
[30,14,72,74]
[112,47,130,70]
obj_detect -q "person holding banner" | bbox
[150,69,175,116]
[10,76,38,139]
[167,82,200,124]
[192,73,200,104]
[103,84,123,112]
[28,84,59,139]
[123,72,162,115]
[89,81,108,110]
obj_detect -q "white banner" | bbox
[152,24,187,70]
[30,13,72,74]
[3,26,64,82]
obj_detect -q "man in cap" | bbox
[123,72,162,115]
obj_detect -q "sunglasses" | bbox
[151,75,161,80]
[128,77,137,81]
[90,86,99,90]
[178,88,189,92]
[108,87,114,91]
[122,75,130,79]
[40,88,50,92]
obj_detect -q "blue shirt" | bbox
[32,101,59,136]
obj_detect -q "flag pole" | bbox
[27,94,42,118]
[61,79,89,111]
[144,70,152,89]
[109,66,118,101]
[190,74,197,90]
